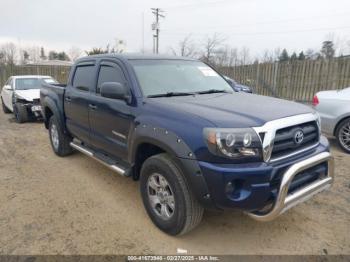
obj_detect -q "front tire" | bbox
[1,98,11,114]
[140,153,203,235]
[48,115,73,156]
[13,103,28,123]
[335,118,350,154]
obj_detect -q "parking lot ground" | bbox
[0,110,349,255]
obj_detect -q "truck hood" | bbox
[148,93,314,128]
[15,89,40,102]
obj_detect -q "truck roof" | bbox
[76,53,197,63]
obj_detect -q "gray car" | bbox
[313,87,350,153]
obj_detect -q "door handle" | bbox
[89,104,97,110]
[65,97,71,102]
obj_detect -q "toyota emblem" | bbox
[294,130,304,144]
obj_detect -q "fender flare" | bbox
[128,124,195,163]
[41,96,65,132]
[128,123,216,210]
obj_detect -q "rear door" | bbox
[89,60,133,160]
[64,61,96,144]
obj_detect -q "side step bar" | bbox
[70,142,128,176]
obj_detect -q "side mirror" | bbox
[3,85,12,91]
[100,82,130,102]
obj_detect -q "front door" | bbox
[89,60,133,160]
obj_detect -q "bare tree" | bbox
[201,33,226,64]
[239,46,250,65]
[109,39,126,53]
[213,46,229,67]
[261,49,275,63]
[68,46,82,61]
[171,35,196,57]
[0,42,17,65]
[26,46,41,63]
[273,48,281,62]
[228,48,238,67]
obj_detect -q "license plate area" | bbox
[31,105,41,111]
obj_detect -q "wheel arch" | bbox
[128,126,214,209]
[41,97,65,131]
[334,115,350,136]
[130,137,179,181]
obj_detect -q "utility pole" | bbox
[151,8,165,54]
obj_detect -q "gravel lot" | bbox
[0,109,349,255]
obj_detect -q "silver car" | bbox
[313,87,350,153]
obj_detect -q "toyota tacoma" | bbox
[40,54,334,235]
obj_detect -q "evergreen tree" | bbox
[57,51,70,61]
[85,48,108,55]
[23,50,29,63]
[320,41,335,59]
[298,51,305,60]
[48,51,58,60]
[279,49,289,62]
[290,52,298,61]
[40,47,46,60]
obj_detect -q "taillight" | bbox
[312,95,319,106]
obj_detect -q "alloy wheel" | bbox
[339,121,350,151]
[147,173,175,220]
[50,123,60,151]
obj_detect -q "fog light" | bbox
[225,181,235,195]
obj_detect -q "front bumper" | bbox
[21,103,42,118]
[197,136,334,219]
[247,151,333,221]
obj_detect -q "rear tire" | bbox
[13,103,28,123]
[1,98,11,114]
[140,153,203,235]
[48,115,73,156]
[335,118,350,154]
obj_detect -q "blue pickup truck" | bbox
[40,54,334,235]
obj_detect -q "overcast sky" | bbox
[1,0,350,58]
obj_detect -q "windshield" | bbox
[15,77,58,90]
[130,60,233,97]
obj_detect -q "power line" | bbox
[162,12,350,32]
[151,8,165,54]
[163,0,232,9]
[161,26,350,38]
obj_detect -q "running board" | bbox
[70,142,128,176]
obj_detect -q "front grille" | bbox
[33,99,40,105]
[271,121,319,160]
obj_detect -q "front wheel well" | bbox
[133,143,166,180]
[44,106,54,129]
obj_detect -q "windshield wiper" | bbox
[147,92,195,98]
[196,89,230,95]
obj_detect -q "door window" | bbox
[73,65,95,91]
[97,65,125,94]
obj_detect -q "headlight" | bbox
[203,128,262,160]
